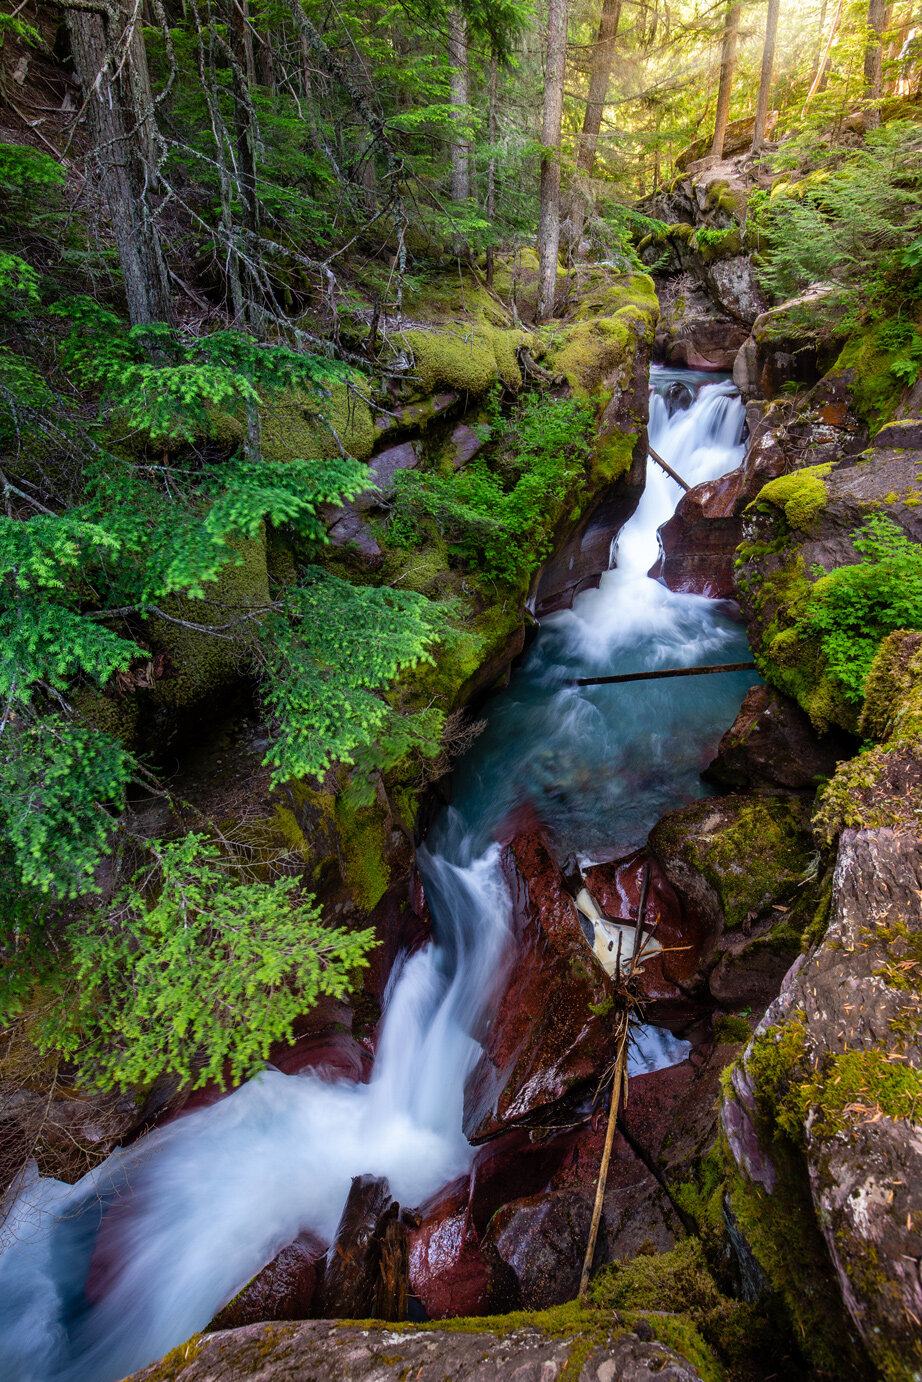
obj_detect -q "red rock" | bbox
[462,832,615,1143]
[704,683,853,792]
[584,850,716,1008]
[209,1231,325,1329]
[408,1179,494,1318]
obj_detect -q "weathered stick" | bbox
[648,444,690,491]
[573,661,756,687]
[579,1021,630,1299]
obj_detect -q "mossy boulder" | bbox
[143,530,270,715]
[649,794,814,936]
[721,813,922,1380]
[262,378,377,463]
[736,433,922,734]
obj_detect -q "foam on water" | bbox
[0,369,755,1382]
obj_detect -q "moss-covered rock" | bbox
[650,794,814,934]
[144,530,270,714]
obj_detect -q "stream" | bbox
[0,367,756,1382]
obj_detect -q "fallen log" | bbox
[648,444,690,491]
[573,661,757,687]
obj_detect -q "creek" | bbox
[0,368,756,1382]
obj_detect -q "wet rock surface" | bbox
[125,1319,706,1381]
[209,1232,325,1331]
[704,684,853,792]
[462,832,616,1142]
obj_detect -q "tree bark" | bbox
[570,0,621,252]
[65,1,171,325]
[448,8,471,204]
[864,0,886,128]
[710,0,740,158]
[224,0,264,329]
[537,0,569,322]
[752,0,781,151]
[485,51,498,286]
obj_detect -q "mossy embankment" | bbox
[91,260,657,922]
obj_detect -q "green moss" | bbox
[756,463,832,532]
[652,796,813,930]
[334,794,390,912]
[712,1013,752,1044]
[812,745,908,845]
[70,684,140,747]
[589,427,637,485]
[146,530,270,712]
[812,1049,922,1136]
[832,326,906,433]
[262,380,377,463]
[400,323,522,397]
[858,629,922,742]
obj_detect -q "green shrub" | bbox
[388,393,594,583]
[801,516,922,702]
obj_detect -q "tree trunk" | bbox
[65,2,171,325]
[449,8,470,204]
[710,0,740,158]
[537,0,569,322]
[485,52,498,286]
[864,0,886,128]
[570,0,621,252]
[225,0,263,329]
[752,0,781,151]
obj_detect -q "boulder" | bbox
[583,850,715,1010]
[737,429,922,734]
[462,832,615,1142]
[532,466,646,615]
[721,825,922,1379]
[704,684,853,792]
[704,256,768,328]
[124,1319,708,1381]
[408,1179,499,1319]
[649,794,815,937]
[209,1231,325,1330]
[655,319,748,372]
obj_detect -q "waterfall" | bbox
[0,370,752,1382]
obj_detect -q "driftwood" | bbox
[573,661,756,687]
[648,444,690,491]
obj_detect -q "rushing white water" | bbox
[0,369,755,1382]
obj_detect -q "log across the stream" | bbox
[573,660,756,687]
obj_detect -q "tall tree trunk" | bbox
[537,0,569,322]
[752,0,781,151]
[570,0,621,252]
[448,8,470,204]
[710,0,740,157]
[65,2,171,325]
[225,0,263,329]
[864,0,886,128]
[485,51,498,287]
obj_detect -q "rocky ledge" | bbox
[125,1318,705,1382]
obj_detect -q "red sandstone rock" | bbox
[408,1179,495,1318]
[584,850,716,1010]
[462,832,615,1142]
[209,1230,325,1329]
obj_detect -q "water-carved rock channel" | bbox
[0,370,759,1382]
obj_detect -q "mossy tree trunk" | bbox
[537,0,569,321]
[710,0,740,158]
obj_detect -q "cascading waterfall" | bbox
[0,368,755,1382]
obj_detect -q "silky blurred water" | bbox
[0,368,758,1382]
